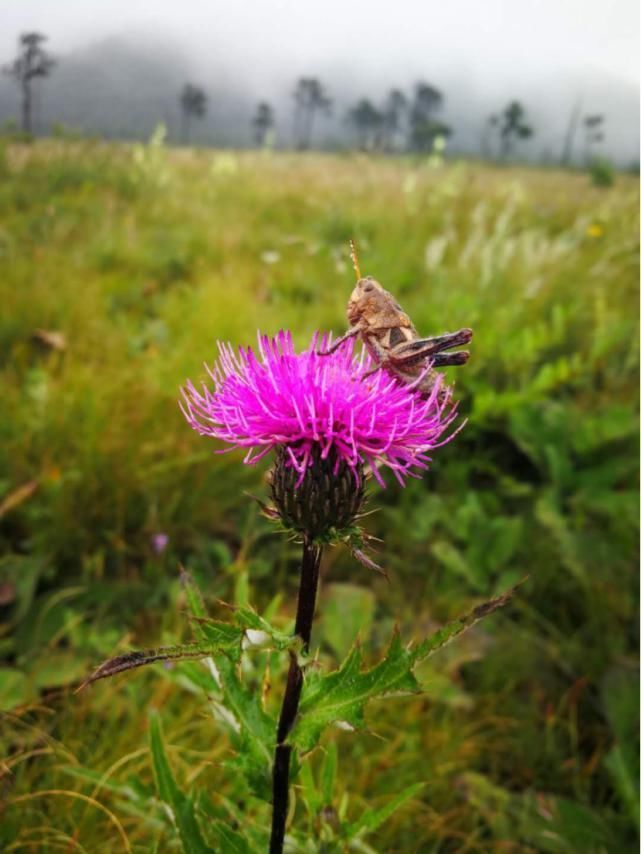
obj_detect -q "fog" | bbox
[1,0,638,163]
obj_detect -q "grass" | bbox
[0,137,638,851]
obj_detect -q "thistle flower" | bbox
[180,330,458,492]
[181,331,456,488]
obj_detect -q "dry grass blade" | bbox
[4,790,131,853]
[0,481,39,519]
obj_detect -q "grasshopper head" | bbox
[347,277,388,326]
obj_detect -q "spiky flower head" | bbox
[181,330,457,480]
[181,331,460,544]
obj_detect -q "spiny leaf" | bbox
[234,606,301,652]
[180,566,207,624]
[149,712,213,854]
[289,632,420,753]
[192,619,245,662]
[78,642,219,690]
[289,583,523,753]
[183,570,300,655]
[410,580,525,663]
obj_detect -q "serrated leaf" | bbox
[149,712,213,853]
[234,606,299,652]
[346,782,425,839]
[194,620,245,662]
[289,632,420,753]
[181,567,207,623]
[289,584,522,753]
[184,571,299,655]
[411,582,523,663]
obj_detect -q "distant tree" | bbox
[4,32,56,134]
[179,83,207,144]
[292,78,332,150]
[498,101,533,159]
[409,82,450,152]
[347,98,384,151]
[482,113,500,159]
[382,88,408,151]
[583,114,605,164]
[560,98,582,166]
[252,101,275,147]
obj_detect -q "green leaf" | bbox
[183,570,300,655]
[299,759,323,816]
[601,666,640,830]
[289,632,420,753]
[181,567,207,624]
[289,584,522,753]
[195,620,245,662]
[346,783,425,839]
[0,667,31,709]
[604,745,640,832]
[149,712,213,853]
[181,573,280,799]
[214,655,276,800]
[321,742,338,804]
[321,583,375,659]
[233,606,300,652]
[210,821,251,853]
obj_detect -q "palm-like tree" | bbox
[292,78,332,150]
[409,82,450,152]
[583,114,605,164]
[4,32,56,134]
[383,88,408,151]
[347,99,384,151]
[498,101,533,159]
[179,84,207,144]
[252,101,275,147]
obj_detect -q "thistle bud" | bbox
[269,445,365,541]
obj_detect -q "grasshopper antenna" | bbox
[349,239,361,280]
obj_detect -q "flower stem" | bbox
[270,538,322,854]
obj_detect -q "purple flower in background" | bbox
[151,533,169,555]
[180,330,459,488]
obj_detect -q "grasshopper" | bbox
[319,243,473,399]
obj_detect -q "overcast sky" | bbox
[1,1,638,160]
[2,0,638,88]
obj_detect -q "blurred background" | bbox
[0,1,638,851]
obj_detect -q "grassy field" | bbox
[0,137,638,851]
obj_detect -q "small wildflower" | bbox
[151,533,169,555]
[586,223,604,238]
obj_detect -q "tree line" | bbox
[4,32,610,166]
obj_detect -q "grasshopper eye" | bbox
[363,282,375,293]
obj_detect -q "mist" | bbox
[1,0,638,164]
